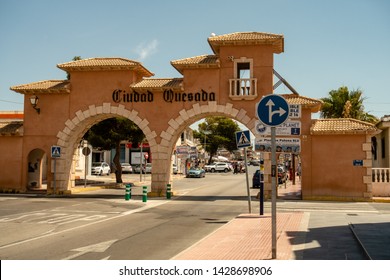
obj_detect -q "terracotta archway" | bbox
[53,103,157,193]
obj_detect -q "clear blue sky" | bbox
[1,0,389,118]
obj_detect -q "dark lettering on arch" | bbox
[112,88,215,104]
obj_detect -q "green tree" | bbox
[320,86,378,123]
[193,117,240,164]
[84,117,144,183]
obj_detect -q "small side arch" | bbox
[27,148,47,190]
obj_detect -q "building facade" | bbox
[0,31,380,200]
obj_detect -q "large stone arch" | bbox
[150,101,261,195]
[52,103,157,194]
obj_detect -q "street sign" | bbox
[256,94,290,126]
[289,104,301,119]
[235,130,251,149]
[255,137,301,153]
[255,120,301,136]
[51,146,61,158]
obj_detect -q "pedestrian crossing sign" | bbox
[235,130,251,149]
[51,146,61,158]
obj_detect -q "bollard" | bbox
[125,184,131,201]
[142,186,147,202]
[166,184,171,199]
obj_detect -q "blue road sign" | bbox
[235,130,251,148]
[51,146,61,158]
[256,94,290,126]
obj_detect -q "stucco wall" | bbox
[0,136,23,191]
[307,134,369,200]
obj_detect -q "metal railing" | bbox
[229,78,257,100]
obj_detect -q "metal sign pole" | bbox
[53,158,56,195]
[271,126,277,259]
[244,147,252,214]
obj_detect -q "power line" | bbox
[0,99,23,105]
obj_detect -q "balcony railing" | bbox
[229,78,257,100]
[372,168,390,197]
[372,168,390,183]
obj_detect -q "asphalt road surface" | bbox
[1,166,390,260]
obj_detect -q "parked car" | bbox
[249,159,260,166]
[133,164,145,173]
[91,162,111,176]
[186,167,206,178]
[172,164,178,174]
[204,162,231,173]
[145,163,152,173]
[120,163,133,173]
[252,170,264,188]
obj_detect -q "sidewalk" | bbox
[172,212,304,260]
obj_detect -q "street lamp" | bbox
[29,95,40,114]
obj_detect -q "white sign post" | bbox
[51,146,61,195]
[235,130,252,214]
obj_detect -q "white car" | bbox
[204,162,231,173]
[172,164,178,174]
[120,163,133,173]
[91,162,111,176]
[145,163,152,173]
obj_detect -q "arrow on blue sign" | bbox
[256,95,290,126]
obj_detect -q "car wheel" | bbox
[211,168,215,173]
[224,168,228,173]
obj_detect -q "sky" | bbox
[0,0,389,119]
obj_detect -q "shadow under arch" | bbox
[27,148,47,190]
[52,103,158,194]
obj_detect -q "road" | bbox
[1,166,390,260]
[0,167,258,260]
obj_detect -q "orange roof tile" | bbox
[10,80,70,94]
[282,94,323,112]
[130,78,183,90]
[0,121,23,136]
[311,118,379,135]
[171,55,219,74]
[208,32,284,54]
[57,57,154,77]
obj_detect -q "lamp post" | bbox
[203,130,211,163]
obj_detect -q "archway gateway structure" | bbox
[1,31,380,200]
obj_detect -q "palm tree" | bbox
[320,86,378,123]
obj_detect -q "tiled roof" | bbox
[131,78,183,90]
[208,32,284,54]
[311,118,378,135]
[282,94,323,112]
[0,121,23,136]
[10,80,70,94]
[57,57,154,77]
[171,55,219,74]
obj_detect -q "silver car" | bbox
[120,163,133,173]
[91,162,111,176]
